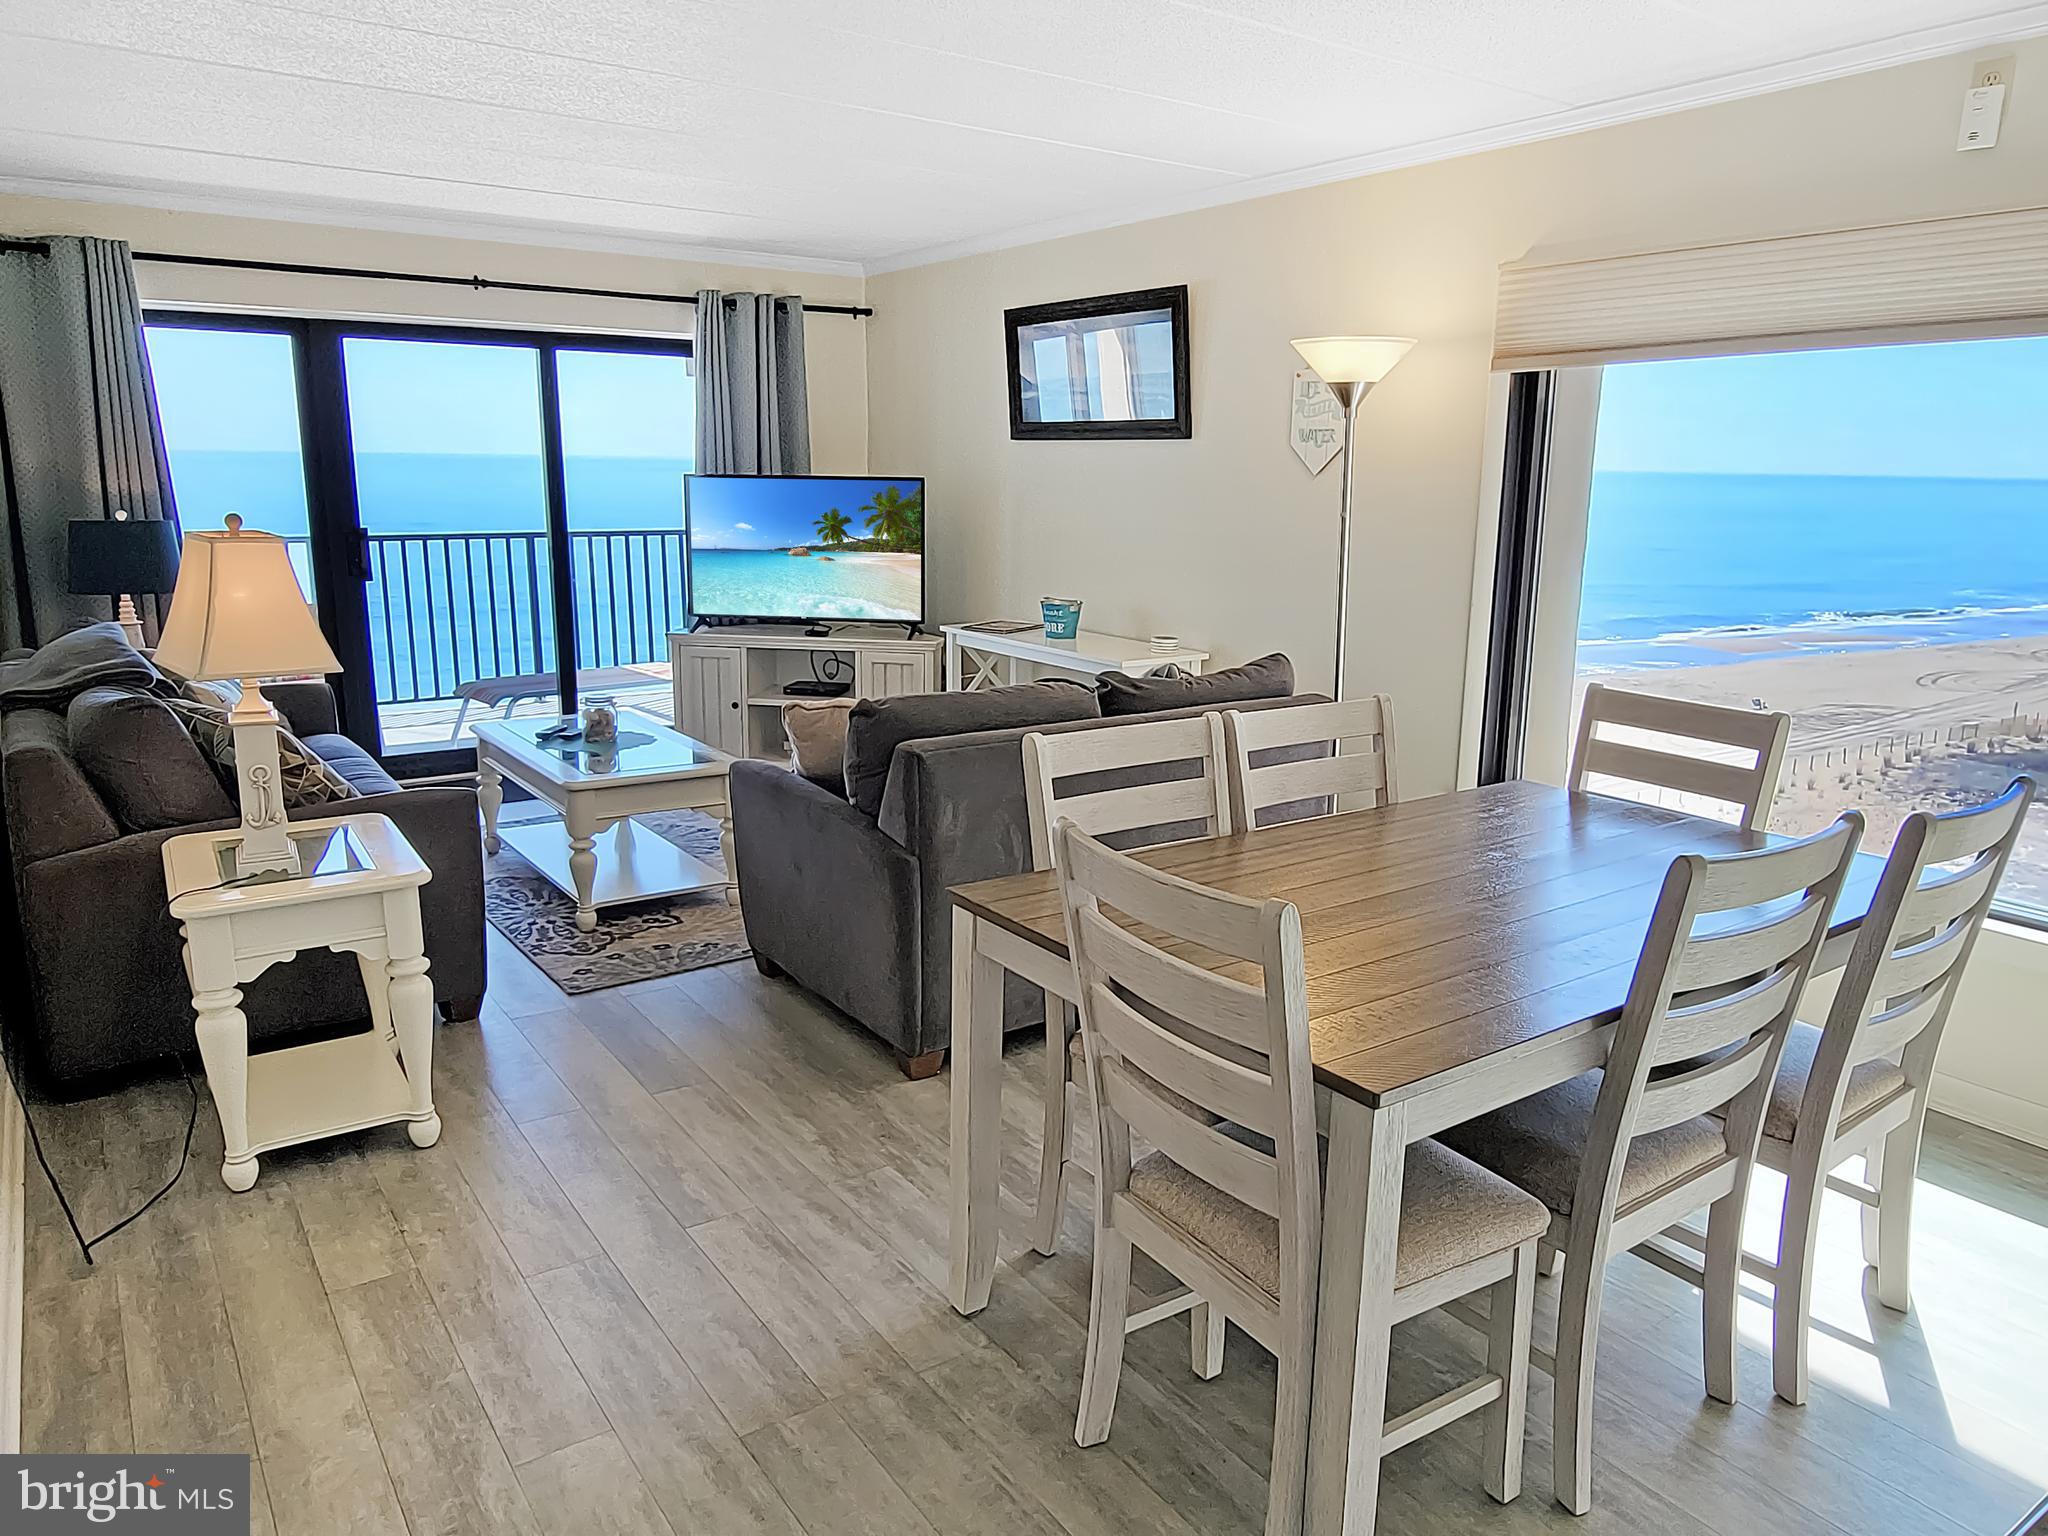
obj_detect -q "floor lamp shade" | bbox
[156,516,341,877]
[1288,336,1415,700]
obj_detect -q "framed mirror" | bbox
[1004,285,1190,440]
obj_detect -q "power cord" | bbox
[5,1041,199,1265]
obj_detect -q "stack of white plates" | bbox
[1149,635,1180,654]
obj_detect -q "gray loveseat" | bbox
[729,657,1319,1076]
[1,626,487,1086]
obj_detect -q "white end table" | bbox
[163,813,441,1192]
[474,710,735,933]
[941,624,1208,691]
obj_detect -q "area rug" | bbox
[484,807,750,994]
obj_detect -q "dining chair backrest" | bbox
[1023,714,1232,871]
[1808,777,2035,1125]
[1054,819,1320,1310]
[1573,814,1864,1227]
[1221,695,1398,828]
[1570,682,1792,832]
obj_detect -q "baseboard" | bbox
[1931,1071,2048,1152]
[1,1069,23,1453]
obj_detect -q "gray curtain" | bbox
[0,235,179,650]
[693,290,811,475]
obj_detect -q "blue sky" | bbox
[1593,334,2048,478]
[145,326,693,459]
[688,478,921,549]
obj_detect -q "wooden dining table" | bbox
[946,778,1885,1535]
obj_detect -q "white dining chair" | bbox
[1570,681,1792,831]
[1439,813,1862,1514]
[1221,694,1398,829]
[1054,820,1548,1536]
[1020,715,1234,1269]
[1722,776,2033,1405]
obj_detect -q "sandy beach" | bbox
[1577,632,2048,909]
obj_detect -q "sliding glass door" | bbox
[145,314,693,775]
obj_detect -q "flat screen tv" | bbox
[685,474,925,624]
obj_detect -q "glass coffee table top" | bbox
[473,710,728,784]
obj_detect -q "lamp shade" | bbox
[155,516,341,682]
[68,514,181,596]
[1290,336,1416,386]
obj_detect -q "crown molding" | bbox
[0,174,869,281]
[863,8,2048,276]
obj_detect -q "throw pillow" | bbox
[782,697,856,793]
[842,678,1100,818]
[163,686,360,811]
[66,686,237,831]
[1097,652,1295,716]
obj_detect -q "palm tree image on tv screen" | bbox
[687,476,924,621]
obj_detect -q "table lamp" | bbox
[155,515,343,877]
[1289,336,1415,700]
[68,511,181,647]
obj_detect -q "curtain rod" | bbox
[1,240,872,317]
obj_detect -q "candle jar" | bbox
[581,694,619,742]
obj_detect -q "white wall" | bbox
[866,38,2048,798]
[0,193,870,473]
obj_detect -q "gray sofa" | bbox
[1,627,487,1086]
[730,657,1319,1075]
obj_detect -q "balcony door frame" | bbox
[146,310,693,779]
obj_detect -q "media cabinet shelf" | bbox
[669,625,943,761]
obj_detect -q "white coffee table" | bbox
[163,813,441,1191]
[474,709,736,932]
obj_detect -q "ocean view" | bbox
[1578,471,2048,669]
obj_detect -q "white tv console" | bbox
[668,625,943,761]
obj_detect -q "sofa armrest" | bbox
[728,761,923,1056]
[266,679,340,738]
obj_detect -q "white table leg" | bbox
[186,931,258,1192]
[566,797,599,932]
[1307,1095,1409,1536]
[718,792,739,905]
[383,891,441,1148]
[949,908,1005,1315]
[478,754,503,853]
[945,631,961,691]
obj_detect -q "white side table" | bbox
[941,624,1208,691]
[163,813,442,1192]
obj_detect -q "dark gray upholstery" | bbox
[1,639,486,1086]
[732,666,1316,1066]
[842,678,1098,818]
[1096,652,1296,716]
[66,685,237,831]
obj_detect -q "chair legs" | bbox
[1868,1123,1922,1312]
[1552,1235,1607,1517]
[1191,1300,1226,1380]
[1769,1138,1830,1407]
[1702,1191,1746,1406]
[1265,1339,1313,1536]
[1033,995,1076,1256]
[1484,1242,1538,1503]
[1075,1228,1133,1447]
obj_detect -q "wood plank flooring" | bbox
[20,927,2048,1535]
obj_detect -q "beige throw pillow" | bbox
[782,698,856,794]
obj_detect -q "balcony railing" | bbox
[286,528,686,705]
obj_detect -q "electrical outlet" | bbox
[1972,56,2015,91]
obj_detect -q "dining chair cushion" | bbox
[1762,1022,1908,1144]
[1125,1136,1546,1299]
[1437,1070,1727,1219]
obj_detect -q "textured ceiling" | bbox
[0,0,2043,273]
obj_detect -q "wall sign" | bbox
[1290,370,1342,475]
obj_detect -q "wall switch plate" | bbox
[1958,82,2006,150]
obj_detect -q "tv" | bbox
[685,474,925,625]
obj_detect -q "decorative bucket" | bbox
[1040,597,1083,640]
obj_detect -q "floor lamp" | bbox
[1290,336,1414,700]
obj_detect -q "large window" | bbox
[1569,336,2048,921]
[144,316,693,773]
